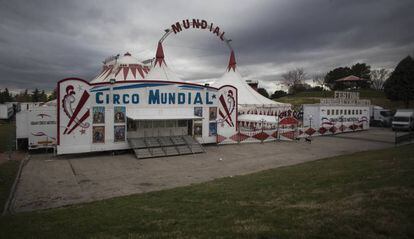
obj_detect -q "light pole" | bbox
[308,114,313,128]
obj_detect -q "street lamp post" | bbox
[308,114,313,128]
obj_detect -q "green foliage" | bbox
[351,63,371,89]
[47,88,57,101]
[0,145,413,238]
[256,88,269,98]
[325,63,371,90]
[324,67,352,90]
[384,55,414,108]
[270,90,287,99]
[0,88,13,103]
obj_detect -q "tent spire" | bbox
[155,41,166,67]
[227,50,236,72]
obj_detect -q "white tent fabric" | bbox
[126,108,203,120]
[212,69,289,108]
[238,114,279,124]
[90,52,150,83]
[145,42,185,83]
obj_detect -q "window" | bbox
[352,110,355,115]
[336,109,339,115]
[327,109,330,115]
[166,120,176,127]
[348,110,351,115]
[340,109,343,115]
[178,120,187,127]
[360,109,362,114]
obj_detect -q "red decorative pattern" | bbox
[329,126,337,133]
[217,135,226,143]
[230,132,249,142]
[305,127,316,136]
[281,131,295,139]
[339,125,347,132]
[318,127,327,135]
[279,117,298,125]
[271,131,278,138]
[253,132,269,141]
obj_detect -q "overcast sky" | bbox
[1,0,413,93]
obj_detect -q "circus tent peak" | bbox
[90,52,150,83]
[145,42,184,82]
[212,54,290,110]
[227,50,236,72]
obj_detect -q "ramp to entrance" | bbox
[128,136,205,159]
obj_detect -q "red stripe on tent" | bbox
[130,66,137,79]
[123,66,129,80]
[137,65,145,78]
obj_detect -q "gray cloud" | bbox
[0,0,413,93]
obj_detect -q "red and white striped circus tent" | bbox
[144,42,184,82]
[90,52,151,83]
[212,51,291,126]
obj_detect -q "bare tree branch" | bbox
[371,68,390,90]
[281,68,307,87]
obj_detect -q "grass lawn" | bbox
[0,145,413,238]
[0,160,20,213]
[0,121,16,152]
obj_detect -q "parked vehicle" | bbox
[392,109,414,131]
[369,105,393,127]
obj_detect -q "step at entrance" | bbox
[128,136,204,159]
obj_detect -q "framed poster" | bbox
[194,121,203,136]
[209,122,217,136]
[114,106,126,123]
[92,126,105,143]
[209,107,217,121]
[194,107,203,117]
[114,125,126,142]
[93,106,105,124]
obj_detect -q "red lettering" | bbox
[171,22,182,34]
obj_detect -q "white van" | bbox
[392,109,414,131]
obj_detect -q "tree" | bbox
[312,73,326,87]
[288,83,311,94]
[48,88,57,101]
[39,90,48,102]
[371,68,389,90]
[351,63,371,88]
[257,88,269,98]
[270,90,287,99]
[384,55,414,108]
[32,88,40,102]
[324,67,352,90]
[281,68,307,88]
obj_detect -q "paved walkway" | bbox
[11,128,396,212]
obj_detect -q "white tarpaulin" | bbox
[126,108,203,120]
